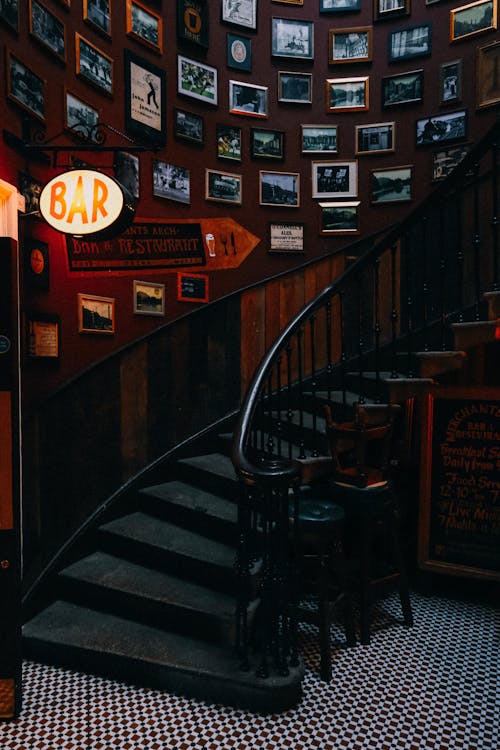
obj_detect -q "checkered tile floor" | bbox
[1,591,499,749]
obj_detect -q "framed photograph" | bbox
[174,108,204,143]
[450,0,496,42]
[0,0,18,32]
[374,0,410,21]
[229,80,267,117]
[78,293,115,334]
[355,122,395,155]
[126,0,162,52]
[271,17,314,59]
[221,0,257,30]
[416,109,467,146]
[27,315,60,359]
[251,128,285,160]
[370,166,412,204]
[124,50,166,146]
[388,24,432,62]
[114,151,140,199]
[431,144,471,181]
[319,202,360,235]
[216,124,242,161]
[301,125,338,154]
[312,160,357,199]
[19,172,42,215]
[177,0,208,47]
[382,69,423,107]
[30,1,66,62]
[320,0,361,10]
[227,33,252,71]
[177,272,209,303]
[178,55,218,105]
[205,169,242,204]
[7,52,45,122]
[259,171,300,207]
[83,0,111,36]
[65,90,99,140]
[133,280,165,316]
[440,60,462,104]
[329,27,372,64]
[24,239,50,289]
[476,40,500,110]
[153,160,190,204]
[269,222,305,254]
[326,76,369,113]
[278,71,312,103]
[75,34,113,95]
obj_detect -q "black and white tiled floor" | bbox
[1,591,499,749]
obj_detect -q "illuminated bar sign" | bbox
[39,169,135,240]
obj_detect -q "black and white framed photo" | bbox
[329,27,372,64]
[133,280,165,316]
[229,80,267,117]
[370,165,413,204]
[440,60,462,104]
[271,17,314,59]
[431,144,471,181]
[65,90,99,140]
[174,108,204,144]
[416,109,467,146]
[0,0,18,32]
[319,201,360,234]
[30,0,66,62]
[83,0,111,36]
[78,293,115,335]
[7,52,45,121]
[312,160,357,198]
[176,0,208,48]
[382,69,423,107]
[114,151,140,199]
[450,0,497,42]
[205,169,242,204]
[320,0,361,10]
[277,71,312,103]
[374,0,410,22]
[221,0,257,30]
[75,33,113,95]
[388,24,432,62]
[268,222,305,254]
[301,124,338,154]
[153,160,190,204]
[124,49,166,146]
[251,128,285,159]
[178,55,218,105]
[326,76,369,113]
[126,0,162,52]
[355,122,395,155]
[227,33,252,71]
[259,171,300,207]
[217,124,242,161]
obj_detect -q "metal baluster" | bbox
[357,274,365,403]
[309,315,319,457]
[339,290,347,406]
[235,484,251,671]
[286,344,293,460]
[491,133,499,291]
[390,243,399,378]
[373,257,382,398]
[404,230,414,378]
[472,160,482,320]
[276,356,283,458]
[266,372,275,457]
[421,215,430,352]
[325,300,333,401]
[438,200,448,350]
[456,188,465,322]
[297,329,306,459]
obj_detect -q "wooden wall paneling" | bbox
[163,319,193,448]
[240,287,266,398]
[206,298,241,422]
[120,342,149,480]
[147,330,173,462]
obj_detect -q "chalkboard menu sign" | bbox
[418,388,500,580]
[177,272,209,303]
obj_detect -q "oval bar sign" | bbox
[39,169,135,239]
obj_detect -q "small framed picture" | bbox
[440,60,462,104]
[176,0,208,48]
[227,33,252,71]
[278,71,312,103]
[178,55,218,105]
[319,201,360,235]
[476,40,500,110]
[221,0,257,30]
[326,76,369,113]
[259,171,300,207]
[329,27,372,64]
[27,314,60,359]
[320,0,361,10]
[416,110,467,147]
[251,128,285,160]
[65,90,99,140]
[133,280,165,316]
[174,108,204,144]
[229,80,268,117]
[450,0,496,42]
[355,122,395,155]
[114,151,140,199]
[271,17,314,59]
[374,0,410,21]
[126,0,163,53]
[78,293,115,334]
[431,144,471,181]
[7,52,45,122]
[205,169,242,204]
[268,222,305,254]
[153,160,190,204]
[30,1,66,62]
[124,50,166,146]
[216,124,242,161]
[388,24,432,62]
[370,165,412,204]
[75,33,113,95]
[382,69,423,107]
[83,0,111,36]
[0,0,18,31]
[312,160,357,199]
[19,172,43,215]
[301,125,338,154]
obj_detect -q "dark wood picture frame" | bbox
[388,24,432,62]
[216,124,242,162]
[124,49,166,146]
[416,109,467,147]
[174,108,204,144]
[7,51,45,122]
[382,69,423,107]
[27,314,60,359]
[251,128,285,160]
[370,165,413,204]
[176,0,208,48]
[355,122,395,155]
[29,0,66,62]
[0,0,18,31]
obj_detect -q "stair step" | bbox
[345,370,434,400]
[23,601,303,714]
[400,351,467,378]
[451,320,500,349]
[58,551,242,645]
[175,453,240,498]
[484,291,500,320]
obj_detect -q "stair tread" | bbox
[60,551,235,618]
[177,453,238,482]
[139,480,237,524]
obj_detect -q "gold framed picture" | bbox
[476,39,500,109]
